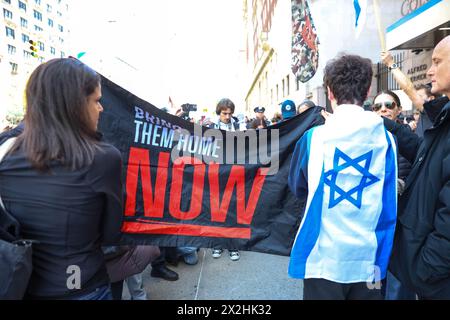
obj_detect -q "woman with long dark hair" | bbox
[0,58,123,300]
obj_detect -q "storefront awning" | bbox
[386,0,450,50]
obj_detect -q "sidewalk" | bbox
[123,248,303,300]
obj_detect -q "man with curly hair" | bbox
[288,54,398,299]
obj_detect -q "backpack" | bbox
[0,138,34,300]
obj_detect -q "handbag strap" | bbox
[0,137,17,211]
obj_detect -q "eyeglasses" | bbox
[372,101,396,112]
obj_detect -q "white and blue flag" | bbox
[354,0,367,38]
[288,104,397,283]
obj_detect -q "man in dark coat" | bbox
[384,35,450,299]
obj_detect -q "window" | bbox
[10,62,18,74]
[57,11,62,17]
[33,10,42,21]
[4,0,12,4]
[20,17,28,28]
[58,24,63,32]
[60,51,65,58]
[34,0,41,5]
[7,44,16,55]
[3,8,13,19]
[46,4,52,12]
[23,50,32,59]
[58,36,64,43]
[48,18,53,27]
[286,75,290,96]
[22,33,29,43]
[18,1,26,11]
[5,26,15,39]
[50,46,55,55]
[34,25,43,32]
[38,41,44,51]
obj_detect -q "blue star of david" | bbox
[324,148,380,209]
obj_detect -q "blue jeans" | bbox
[177,247,197,255]
[75,284,113,300]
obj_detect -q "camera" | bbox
[181,103,197,113]
[177,103,197,122]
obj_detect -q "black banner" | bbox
[98,75,324,256]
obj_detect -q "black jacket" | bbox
[0,138,123,299]
[384,96,450,298]
[0,122,24,145]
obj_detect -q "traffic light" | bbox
[28,39,38,57]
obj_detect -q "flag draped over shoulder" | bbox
[98,74,324,256]
[288,105,397,281]
[291,0,320,83]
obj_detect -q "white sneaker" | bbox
[212,249,223,258]
[229,250,240,261]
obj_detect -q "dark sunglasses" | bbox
[372,101,396,111]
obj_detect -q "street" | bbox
[123,249,303,300]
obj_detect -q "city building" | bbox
[241,0,447,116]
[380,0,450,113]
[0,0,69,126]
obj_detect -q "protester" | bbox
[148,107,204,278]
[372,90,412,182]
[381,52,436,138]
[411,110,420,132]
[372,90,403,122]
[271,112,283,124]
[281,99,297,120]
[288,54,397,300]
[370,89,416,300]
[207,98,241,261]
[103,245,160,300]
[250,118,268,129]
[206,98,240,132]
[0,121,24,145]
[0,58,123,299]
[384,35,450,299]
[413,83,435,137]
[150,247,180,281]
[149,246,200,281]
[297,100,316,114]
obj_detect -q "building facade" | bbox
[0,0,69,127]
[242,0,444,116]
[381,0,450,112]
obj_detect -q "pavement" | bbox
[122,248,303,300]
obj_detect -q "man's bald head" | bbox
[427,36,450,97]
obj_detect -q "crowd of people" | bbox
[0,35,449,300]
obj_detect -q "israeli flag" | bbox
[288,105,397,283]
[354,0,367,38]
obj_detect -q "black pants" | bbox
[110,280,124,300]
[303,278,384,300]
[151,247,178,268]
